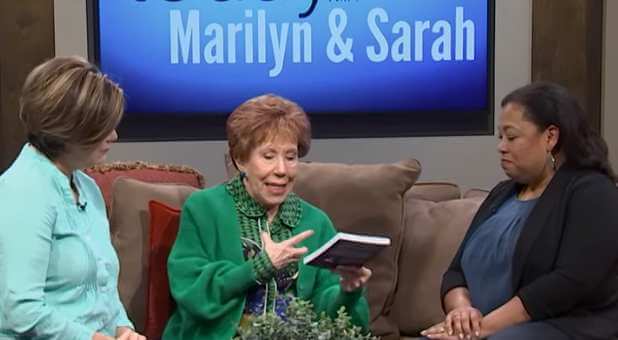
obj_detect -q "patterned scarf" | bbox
[226,176,302,316]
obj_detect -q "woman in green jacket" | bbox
[163,94,371,339]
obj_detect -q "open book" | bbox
[303,232,391,269]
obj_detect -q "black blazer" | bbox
[441,166,618,339]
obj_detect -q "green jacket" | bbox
[162,183,370,340]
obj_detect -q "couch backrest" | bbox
[390,189,487,336]
[408,182,461,202]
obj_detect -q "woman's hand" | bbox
[420,321,461,340]
[116,327,146,340]
[261,230,314,270]
[334,265,372,292]
[443,306,482,339]
[92,333,114,340]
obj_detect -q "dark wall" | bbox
[0,1,55,172]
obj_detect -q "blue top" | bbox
[461,194,537,315]
[0,145,132,339]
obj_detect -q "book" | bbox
[303,232,391,269]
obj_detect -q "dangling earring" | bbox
[239,171,247,179]
[550,153,557,171]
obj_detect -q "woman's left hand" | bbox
[421,321,464,340]
[116,327,146,340]
[334,265,372,292]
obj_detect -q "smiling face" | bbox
[237,135,299,215]
[497,102,558,184]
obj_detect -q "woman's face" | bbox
[65,129,118,169]
[497,103,557,184]
[237,135,299,213]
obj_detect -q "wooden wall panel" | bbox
[0,1,55,172]
[532,0,603,132]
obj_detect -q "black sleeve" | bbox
[517,174,618,319]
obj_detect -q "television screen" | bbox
[88,0,494,140]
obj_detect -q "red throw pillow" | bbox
[145,200,181,340]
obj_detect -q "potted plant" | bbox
[235,297,377,340]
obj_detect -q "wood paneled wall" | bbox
[532,0,604,132]
[0,1,55,172]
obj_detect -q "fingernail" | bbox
[476,331,481,337]
[467,335,471,340]
[459,333,464,339]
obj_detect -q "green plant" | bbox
[235,297,377,340]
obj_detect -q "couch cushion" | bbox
[408,182,461,202]
[110,178,197,332]
[463,188,490,199]
[86,161,205,214]
[293,159,421,337]
[145,200,181,340]
[391,193,484,336]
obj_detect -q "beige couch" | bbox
[93,159,487,339]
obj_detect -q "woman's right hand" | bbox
[92,332,114,340]
[261,230,314,270]
[93,331,147,340]
[444,306,483,339]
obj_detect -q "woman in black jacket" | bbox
[422,82,618,340]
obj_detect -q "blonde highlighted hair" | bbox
[19,56,124,159]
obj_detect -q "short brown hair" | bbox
[19,56,124,159]
[226,94,311,164]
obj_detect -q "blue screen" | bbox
[96,0,490,118]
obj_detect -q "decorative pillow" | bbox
[145,200,181,340]
[293,159,421,337]
[391,193,485,336]
[109,177,197,332]
[85,161,205,215]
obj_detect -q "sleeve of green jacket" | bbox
[167,197,256,321]
[308,217,370,330]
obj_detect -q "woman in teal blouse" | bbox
[163,94,371,340]
[0,57,145,340]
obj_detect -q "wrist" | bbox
[249,251,277,284]
[444,287,472,313]
[478,316,497,338]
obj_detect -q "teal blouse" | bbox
[0,145,132,339]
